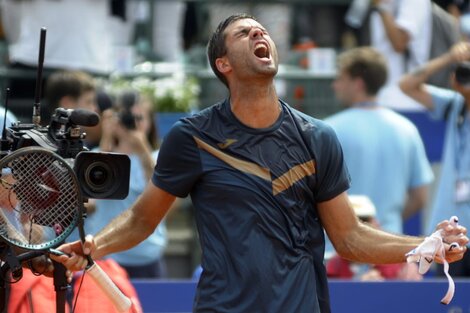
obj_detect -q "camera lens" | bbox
[88,165,107,186]
[74,151,130,199]
[84,161,112,192]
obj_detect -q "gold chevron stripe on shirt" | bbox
[193,136,316,195]
[271,160,316,195]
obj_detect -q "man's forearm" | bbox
[407,53,454,84]
[93,208,152,260]
[338,222,423,264]
[375,8,409,52]
[399,52,455,109]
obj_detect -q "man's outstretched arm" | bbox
[320,192,468,265]
[51,183,176,271]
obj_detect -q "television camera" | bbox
[0,27,133,313]
[0,27,130,200]
[1,107,130,200]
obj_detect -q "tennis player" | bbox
[53,14,469,313]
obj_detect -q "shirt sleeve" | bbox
[152,120,202,197]
[311,121,351,202]
[395,0,429,39]
[425,85,461,120]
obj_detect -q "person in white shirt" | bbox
[370,0,432,110]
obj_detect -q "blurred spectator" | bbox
[45,69,99,147]
[400,41,470,276]
[327,195,422,281]
[294,4,346,49]
[152,1,186,63]
[0,0,114,109]
[1,0,113,73]
[122,0,187,63]
[206,4,292,61]
[444,0,469,17]
[86,90,168,278]
[368,0,432,110]
[45,70,97,113]
[84,89,114,150]
[446,0,470,40]
[325,47,433,236]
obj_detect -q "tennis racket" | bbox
[0,146,132,312]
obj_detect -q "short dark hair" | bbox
[337,47,388,96]
[45,70,95,109]
[207,13,256,87]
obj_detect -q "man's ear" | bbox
[59,95,76,110]
[356,78,366,91]
[215,57,231,74]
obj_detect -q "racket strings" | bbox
[0,149,81,250]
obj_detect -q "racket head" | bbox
[0,147,83,250]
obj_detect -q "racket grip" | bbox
[86,261,132,312]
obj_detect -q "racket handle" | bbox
[86,261,132,312]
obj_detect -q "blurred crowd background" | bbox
[0,0,467,280]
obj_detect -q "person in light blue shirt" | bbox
[86,90,168,278]
[88,150,168,278]
[400,41,470,276]
[325,47,434,238]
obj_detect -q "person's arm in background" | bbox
[371,0,410,52]
[98,109,115,152]
[99,108,155,181]
[400,41,470,109]
[402,185,429,220]
[133,135,155,182]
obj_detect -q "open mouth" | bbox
[254,43,270,59]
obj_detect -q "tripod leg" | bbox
[52,260,70,313]
[0,278,6,313]
[0,263,12,313]
[0,246,18,313]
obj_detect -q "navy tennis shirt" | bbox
[153,99,350,313]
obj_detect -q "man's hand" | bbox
[49,235,95,272]
[20,255,73,283]
[449,42,470,64]
[24,255,54,276]
[405,216,468,304]
[435,217,468,264]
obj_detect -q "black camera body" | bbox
[116,90,141,130]
[74,151,130,200]
[455,61,470,85]
[118,109,137,130]
[2,107,130,200]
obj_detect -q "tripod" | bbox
[0,245,71,313]
[0,245,21,313]
[53,260,70,313]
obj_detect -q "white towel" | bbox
[405,216,460,305]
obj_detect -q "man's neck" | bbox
[351,95,378,108]
[229,82,280,129]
